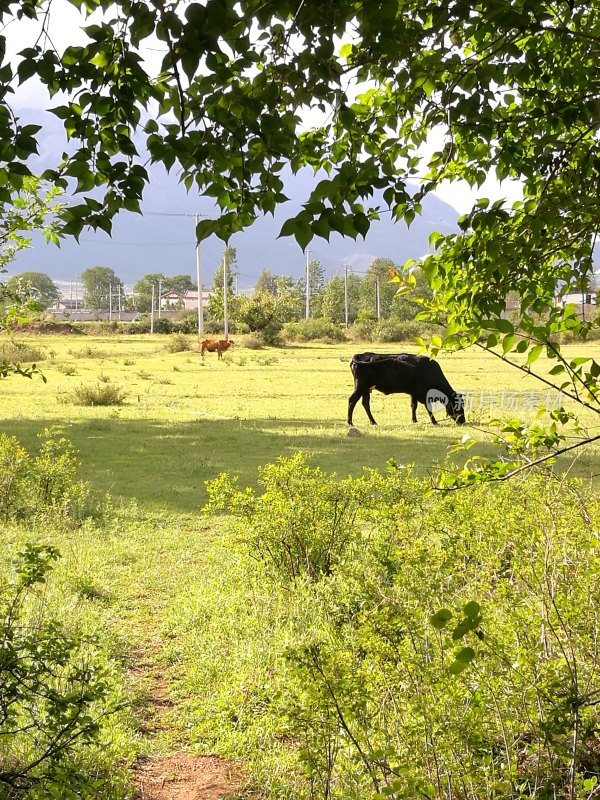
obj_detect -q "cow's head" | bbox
[448,393,466,425]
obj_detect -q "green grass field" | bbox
[2,333,599,511]
[3,332,600,798]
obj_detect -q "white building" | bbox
[159,290,211,311]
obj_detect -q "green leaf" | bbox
[463,601,481,619]
[449,647,475,674]
[495,318,514,335]
[429,608,452,630]
[502,333,516,354]
[525,344,543,366]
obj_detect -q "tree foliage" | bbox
[80,266,123,311]
[207,246,238,324]
[4,271,60,307]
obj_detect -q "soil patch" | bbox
[130,655,247,799]
[134,752,244,800]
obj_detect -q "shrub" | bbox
[345,319,376,342]
[70,383,127,406]
[164,332,194,353]
[198,456,600,800]
[280,472,600,800]
[0,429,98,523]
[69,346,107,359]
[374,318,440,342]
[0,339,45,363]
[283,318,346,342]
[0,544,119,797]
[243,334,264,350]
[56,362,77,375]
[153,317,173,334]
[204,452,394,581]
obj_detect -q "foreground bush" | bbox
[196,456,600,799]
[0,429,102,523]
[0,545,120,798]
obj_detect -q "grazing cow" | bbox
[200,338,234,359]
[348,352,465,426]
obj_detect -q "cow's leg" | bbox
[411,396,418,423]
[361,391,377,425]
[426,406,438,425]
[349,387,377,425]
[348,388,362,425]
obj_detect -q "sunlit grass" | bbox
[1,333,599,510]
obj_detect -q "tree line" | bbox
[4,253,433,338]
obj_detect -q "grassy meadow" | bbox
[2,332,600,510]
[2,331,600,799]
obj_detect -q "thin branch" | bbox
[436,431,600,491]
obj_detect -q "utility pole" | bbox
[158,277,162,319]
[194,214,204,337]
[376,278,381,320]
[223,254,229,339]
[109,284,113,321]
[344,263,349,327]
[151,284,155,334]
[305,249,310,320]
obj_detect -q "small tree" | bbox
[254,269,278,295]
[357,257,399,320]
[0,544,118,795]
[238,285,299,343]
[81,266,123,312]
[296,259,326,318]
[132,272,164,312]
[319,272,362,325]
[0,178,63,380]
[4,272,60,308]
[207,246,239,328]
[389,267,433,321]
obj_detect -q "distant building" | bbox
[556,291,597,307]
[159,290,211,311]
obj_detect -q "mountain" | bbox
[6,110,460,291]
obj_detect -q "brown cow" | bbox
[200,338,234,359]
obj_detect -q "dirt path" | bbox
[134,752,244,800]
[131,654,246,799]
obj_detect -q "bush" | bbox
[0,339,45,363]
[69,383,127,407]
[204,452,398,581]
[242,334,264,350]
[69,346,108,359]
[198,456,600,800]
[0,544,119,797]
[345,319,376,342]
[164,332,194,353]
[0,429,98,523]
[374,318,441,342]
[281,472,600,799]
[282,318,346,343]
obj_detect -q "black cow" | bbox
[348,352,465,426]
